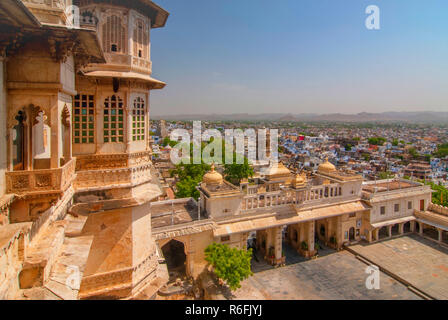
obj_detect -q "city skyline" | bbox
[150,0,448,116]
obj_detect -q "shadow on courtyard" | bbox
[351,233,448,256]
[250,241,337,274]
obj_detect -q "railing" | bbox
[74,163,152,189]
[6,159,76,195]
[22,0,66,10]
[75,151,152,171]
[132,57,152,73]
[242,183,344,211]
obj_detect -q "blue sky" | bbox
[150,0,448,116]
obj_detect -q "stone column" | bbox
[374,228,379,242]
[126,94,132,153]
[274,227,282,261]
[387,225,392,238]
[367,230,373,243]
[438,229,443,243]
[336,216,342,247]
[307,221,315,253]
[398,223,404,235]
[50,98,61,168]
[410,221,416,232]
[419,222,423,235]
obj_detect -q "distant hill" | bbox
[152,111,448,123]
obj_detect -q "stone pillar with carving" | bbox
[50,97,61,169]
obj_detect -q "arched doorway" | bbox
[12,111,26,171]
[391,224,399,236]
[403,222,411,233]
[161,240,186,280]
[349,227,355,241]
[379,226,388,240]
[415,222,420,234]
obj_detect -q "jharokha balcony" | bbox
[5,159,76,197]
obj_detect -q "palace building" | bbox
[0,0,169,300]
[0,0,448,300]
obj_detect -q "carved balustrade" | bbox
[6,159,76,195]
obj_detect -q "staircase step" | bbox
[45,235,94,300]
[78,281,133,300]
[19,221,67,289]
[64,214,88,238]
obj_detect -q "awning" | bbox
[0,0,41,28]
[417,218,448,232]
[370,216,416,229]
[294,201,371,221]
[81,70,166,89]
[214,201,370,237]
[415,210,448,231]
[368,189,431,203]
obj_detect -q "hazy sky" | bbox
[149,0,448,116]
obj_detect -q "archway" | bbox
[379,226,388,240]
[61,105,71,165]
[391,224,399,236]
[403,222,411,233]
[161,240,186,280]
[349,227,355,241]
[32,110,51,169]
[12,110,26,171]
[415,222,420,234]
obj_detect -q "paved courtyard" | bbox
[232,243,420,300]
[348,234,448,300]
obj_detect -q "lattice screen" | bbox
[73,94,95,144]
[133,19,149,59]
[132,97,145,141]
[104,95,124,143]
[102,14,127,54]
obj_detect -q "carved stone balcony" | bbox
[22,0,66,10]
[5,159,76,197]
[73,151,155,191]
[21,0,69,26]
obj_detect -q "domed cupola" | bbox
[203,163,223,185]
[318,157,336,174]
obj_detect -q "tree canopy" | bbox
[434,143,448,158]
[368,137,387,146]
[204,243,253,291]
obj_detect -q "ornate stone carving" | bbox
[12,176,30,190]
[61,104,71,128]
[35,174,52,188]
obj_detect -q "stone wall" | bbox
[0,59,6,196]
[428,203,448,217]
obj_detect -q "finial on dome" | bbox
[203,162,223,185]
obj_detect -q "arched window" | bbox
[102,14,127,54]
[104,95,124,143]
[133,19,149,59]
[73,94,95,144]
[132,97,145,141]
[12,111,26,171]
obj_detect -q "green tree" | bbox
[368,137,386,146]
[223,156,254,185]
[392,139,399,146]
[408,147,419,159]
[362,153,371,161]
[425,181,448,207]
[174,176,202,200]
[161,137,178,147]
[378,171,394,179]
[171,163,210,200]
[204,243,253,291]
[434,143,448,158]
